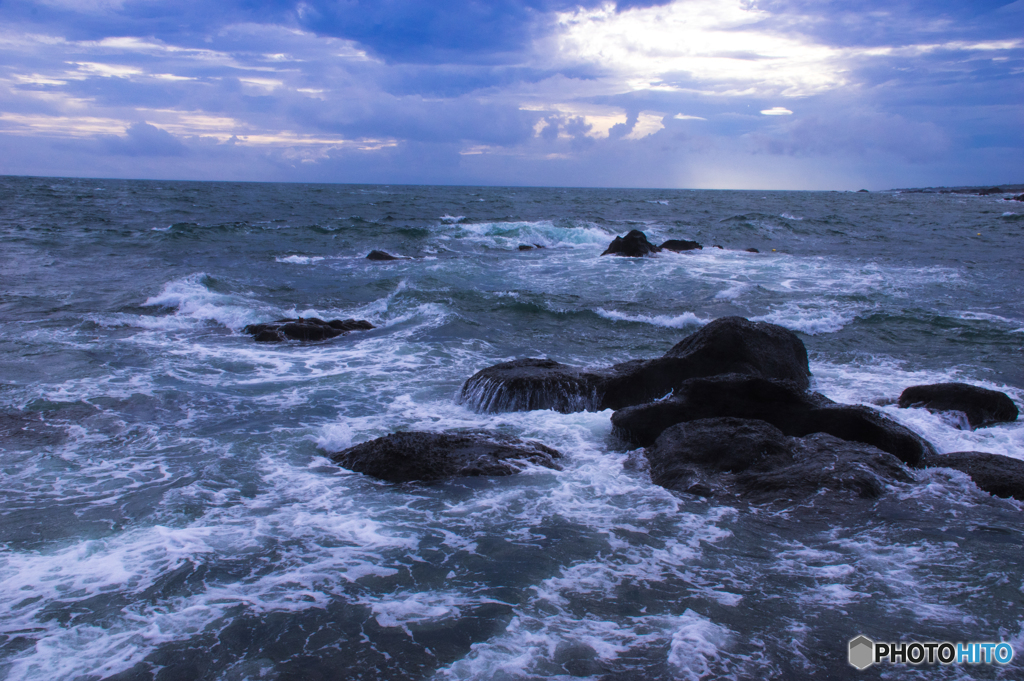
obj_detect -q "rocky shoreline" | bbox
[325,313,1021,504]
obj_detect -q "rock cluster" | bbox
[325,313,1018,504]
[460,317,811,414]
[453,316,1019,503]
[599,230,704,257]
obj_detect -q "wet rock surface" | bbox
[659,239,702,252]
[600,229,661,257]
[599,317,811,409]
[330,431,562,482]
[243,318,375,342]
[926,451,1024,500]
[644,418,913,501]
[461,317,811,414]
[898,382,1018,428]
[459,358,604,413]
[611,375,832,447]
[611,374,934,466]
[366,250,400,260]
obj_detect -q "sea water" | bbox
[0,176,1022,680]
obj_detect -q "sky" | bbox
[0,0,1021,189]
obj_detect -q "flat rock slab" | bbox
[644,417,913,501]
[330,431,563,482]
[243,318,374,342]
[660,239,702,252]
[898,383,1018,428]
[926,451,1024,500]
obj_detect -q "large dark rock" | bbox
[1006,194,1024,202]
[660,239,702,252]
[601,230,661,257]
[898,383,1018,428]
[367,250,400,261]
[645,418,789,493]
[599,317,811,409]
[460,317,811,414]
[243,317,374,342]
[459,358,604,413]
[643,418,912,501]
[926,451,1024,501]
[329,431,562,482]
[977,187,1005,196]
[805,405,934,467]
[664,317,810,386]
[611,374,934,466]
[612,375,831,446]
[736,432,914,501]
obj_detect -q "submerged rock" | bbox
[461,317,811,414]
[243,317,374,342]
[460,358,603,413]
[612,374,934,466]
[330,431,562,482]
[367,250,400,261]
[898,383,1018,428]
[659,239,702,252]
[601,230,661,257]
[643,418,912,501]
[926,451,1024,501]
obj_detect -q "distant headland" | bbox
[888,183,1024,197]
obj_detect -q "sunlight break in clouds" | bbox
[551,1,848,97]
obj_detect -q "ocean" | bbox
[1,175,1022,680]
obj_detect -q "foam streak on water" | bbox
[0,178,1022,680]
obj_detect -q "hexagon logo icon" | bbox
[849,635,874,670]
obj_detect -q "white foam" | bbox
[594,308,708,329]
[440,215,466,223]
[812,358,1024,460]
[140,273,262,331]
[315,423,354,452]
[449,220,613,249]
[714,281,753,300]
[667,610,732,680]
[751,302,864,335]
[275,255,325,264]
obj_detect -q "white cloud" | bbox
[624,112,665,140]
[760,107,793,116]
[520,102,627,138]
[550,1,848,97]
[674,114,707,121]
